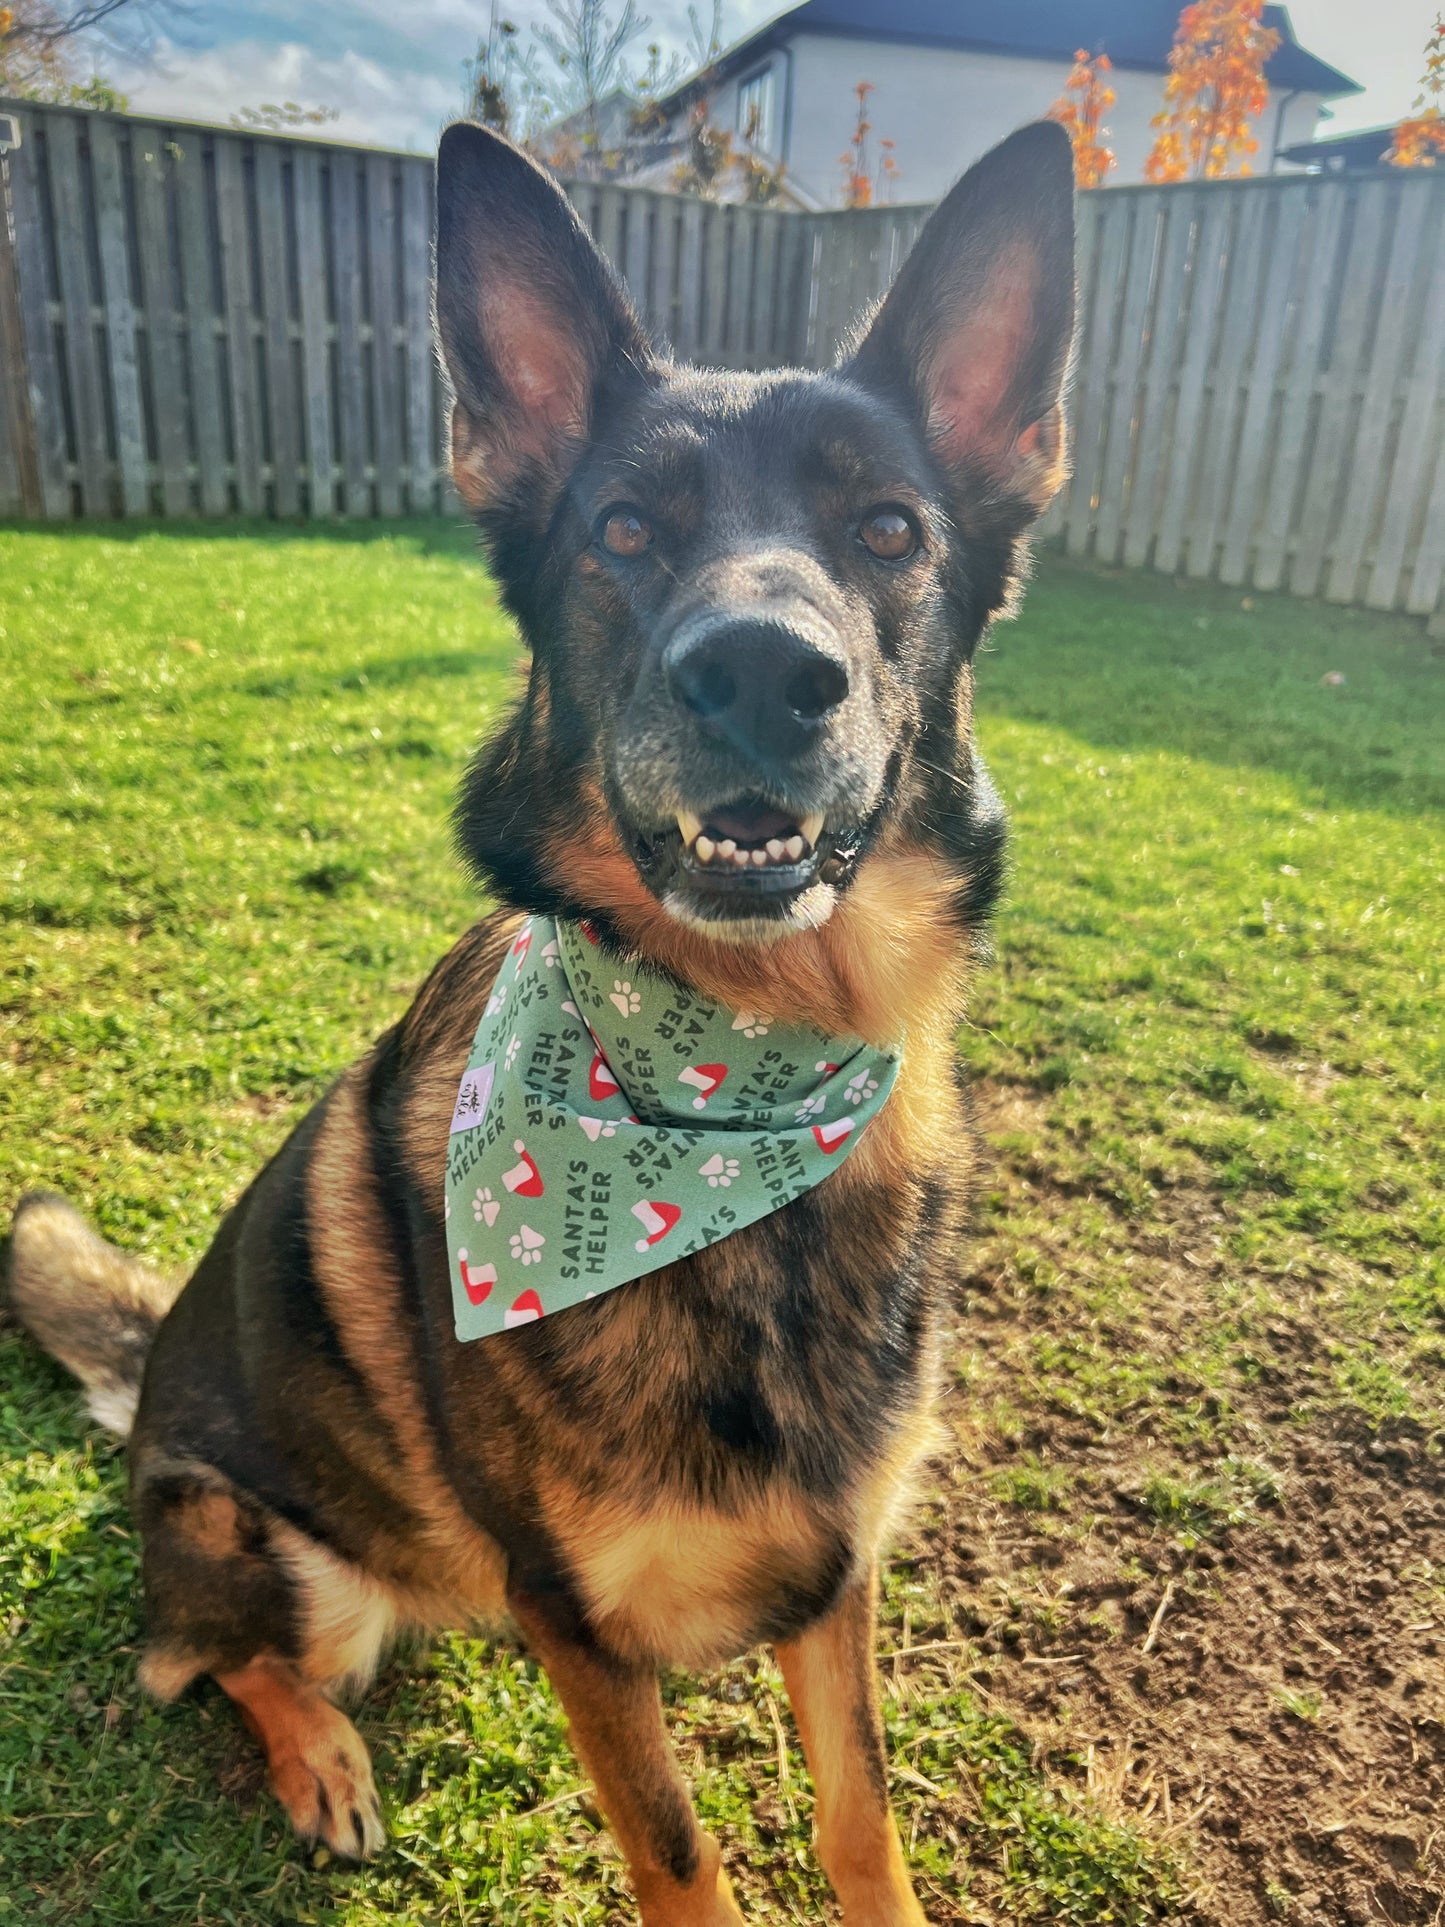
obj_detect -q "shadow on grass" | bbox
[6,521,1442,817]
[243,650,507,700]
[983,555,1445,819]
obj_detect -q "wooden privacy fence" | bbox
[0,102,439,520]
[2,101,1443,627]
[1049,171,1445,623]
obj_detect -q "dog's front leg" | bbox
[776,1566,927,1927]
[509,1581,746,1927]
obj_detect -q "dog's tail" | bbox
[7,1192,182,1440]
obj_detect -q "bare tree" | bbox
[462,3,551,140]
[1,0,179,102]
[535,0,649,161]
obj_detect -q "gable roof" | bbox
[664,1,1361,106]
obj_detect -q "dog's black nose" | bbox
[664,619,850,767]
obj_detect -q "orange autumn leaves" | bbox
[1048,1,1278,190]
[839,81,897,209]
[1386,14,1445,167]
[1145,0,1280,182]
[1049,51,1116,188]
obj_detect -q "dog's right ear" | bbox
[434,123,653,511]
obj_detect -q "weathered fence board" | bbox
[1,104,445,519]
[47,113,112,517]
[5,124,69,517]
[1118,192,1193,570]
[0,150,35,516]
[3,99,1443,630]
[88,116,148,517]
[400,159,437,515]
[0,233,24,514]
[132,136,191,516]
[1093,192,1162,565]
[182,138,230,517]
[1216,189,1308,587]
[1065,189,1132,560]
[293,144,335,518]
[1368,216,1445,612]
[1326,183,1435,606]
[1053,170,1445,625]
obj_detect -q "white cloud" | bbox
[114,33,459,151]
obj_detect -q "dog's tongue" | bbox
[705,803,797,844]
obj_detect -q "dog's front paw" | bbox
[268,1703,385,1860]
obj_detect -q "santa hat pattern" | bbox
[677,1063,727,1110]
[456,1251,497,1306]
[502,1139,545,1197]
[632,1199,682,1251]
[589,1052,621,1101]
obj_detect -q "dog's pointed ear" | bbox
[849,121,1076,525]
[434,122,654,510]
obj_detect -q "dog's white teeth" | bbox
[686,819,819,872]
[800,813,825,849]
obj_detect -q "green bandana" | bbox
[444,916,902,1340]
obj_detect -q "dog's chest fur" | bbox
[286,905,972,1668]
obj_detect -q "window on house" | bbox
[736,65,776,153]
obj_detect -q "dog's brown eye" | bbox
[859,508,918,561]
[599,506,653,558]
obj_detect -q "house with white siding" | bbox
[651,0,1361,207]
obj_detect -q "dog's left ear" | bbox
[849,121,1076,524]
[435,122,654,510]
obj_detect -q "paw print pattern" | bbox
[845,1069,879,1106]
[794,1092,826,1122]
[504,1033,521,1071]
[731,1011,769,1039]
[541,939,561,968]
[578,1115,618,1142]
[509,1225,545,1265]
[610,979,642,1017]
[699,1153,740,1188]
[485,983,508,1018]
[473,1186,501,1227]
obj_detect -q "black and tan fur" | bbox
[9,120,1075,1925]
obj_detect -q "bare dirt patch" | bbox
[903,1086,1445,1924]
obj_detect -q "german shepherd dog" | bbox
[10,119,1074,1924]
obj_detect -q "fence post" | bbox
[0,138,43,518]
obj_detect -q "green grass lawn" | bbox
[1,524,1441,1926]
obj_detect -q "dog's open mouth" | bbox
[633,797,844,915]
[676,802,824,876]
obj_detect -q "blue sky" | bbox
[111,1,1428,154]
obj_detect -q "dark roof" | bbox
[664,1,1361,106]
[1279,125,1398,172]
